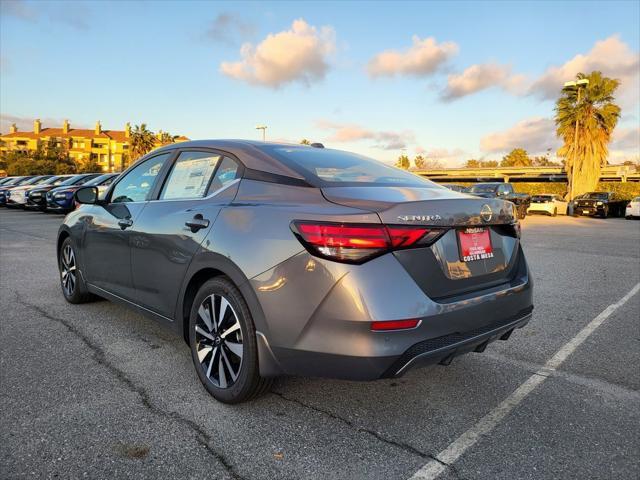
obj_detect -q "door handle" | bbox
[185,214,210,232]
[118,218,133,230]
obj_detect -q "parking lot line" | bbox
[408,282,640,480]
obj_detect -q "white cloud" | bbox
[530,35,639,107]
[220,19,335,88]
[367,36,458,78]
[480,117,560,154]
[316,120,414,150]
[441,63,526,101]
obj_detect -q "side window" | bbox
[160,151,221,200]
[111,153,171,203]
[498,184,508,195]
[207,157,239,195]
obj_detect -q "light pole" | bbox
[563,78,589,200]
[255,125,267,142]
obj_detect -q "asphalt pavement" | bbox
[1,208,638,480]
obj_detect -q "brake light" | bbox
[291,221,443,263]
[371,319,420,331]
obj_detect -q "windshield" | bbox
[22,176,49,186]
[85,174,115,186]
[466,184,499,193]
[1,177,21,186]
[262,146,438,187]
[584,192,609,200]
[58,175,87,186]
[40,176,61,186]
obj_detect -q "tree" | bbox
[464,159,498,168]
[77,158,102,173]
[414,154,425,169]
[555,71,621,198]
[300,139,311,145]
[129,124,157,163]
[395,153,410,170]
[532,156,560,167]
[501,148,532,167]
[158,131,178,146]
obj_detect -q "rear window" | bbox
[532,195,553,201]
[466,184,499,193]
[261,146,437,187]
[584,192,609,200]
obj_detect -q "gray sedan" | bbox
[58,140,533,403]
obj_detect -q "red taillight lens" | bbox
[371,319,420,331]
[292,221,441,264]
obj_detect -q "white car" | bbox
[626,196,640,219]
[527,194,568,216]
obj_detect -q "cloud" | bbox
[0,0,89,29]
[480,117,560,154]
[205,13,255,45]
[611,126,640,151]
[367,36,458,78]
[529,35,639,107]
[220,19,335,88]
[415,147,467,166]
[0,0,37,20]
[441,63,526,101]
[316,120,414,150]
[0,114,88,134]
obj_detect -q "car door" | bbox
[130,150,242,319]
[82,152,174,300]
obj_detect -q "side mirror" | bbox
[75,186,99,205]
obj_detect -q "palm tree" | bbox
[300,139,311,145]
[158,131,178,146]
[129,124,157,163]
[555,71,620,199]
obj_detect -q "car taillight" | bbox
[291,221,444,264]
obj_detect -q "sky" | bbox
[1,0,639,166]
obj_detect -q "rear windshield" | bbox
[466,184,499,193]
[261,146,438,187]
[584,192,609,200]
[532,195,553,201]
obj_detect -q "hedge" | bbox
[442,181,640,200]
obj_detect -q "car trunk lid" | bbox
[322,186,522,300]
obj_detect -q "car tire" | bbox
[601,207,609,219]
[58,237,95,304]
[189,277,273,404]
[552,208,557,217]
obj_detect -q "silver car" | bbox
[59,140,533,403]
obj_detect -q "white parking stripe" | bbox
[408,282,640,480]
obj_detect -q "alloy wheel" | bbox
[194,294,243,389]
[61,244,76,297]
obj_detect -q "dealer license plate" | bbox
[458,227,494,262]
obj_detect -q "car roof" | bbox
[151,140,308,180]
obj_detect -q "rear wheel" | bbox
[552,208,557,217]
[189,277,272,403]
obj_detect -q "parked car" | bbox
[24,175,77,211]
[6,175,58,208]
[59,140,533,403]
[625,197,640,219]
[443,184,466,192]
[0,176,35,206]
[573,192,628,218]
[0,176,18,186]
[45,173,102,213]
[4,176,53,207]
[464,182,531,219]
[527,194,568,216]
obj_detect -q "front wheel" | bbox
[58,237,95,303]
[189,277,272,403]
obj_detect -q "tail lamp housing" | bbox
[291,221,445,264]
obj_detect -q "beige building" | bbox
[1,119,188,172]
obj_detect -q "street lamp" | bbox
[255,125,267,142]
[562,78,589,200]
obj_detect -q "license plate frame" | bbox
[457,227,494,262]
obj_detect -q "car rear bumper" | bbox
[252,246,533,380]
[527,205,553,215]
